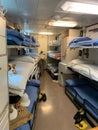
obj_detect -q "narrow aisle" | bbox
[33,71,78,130]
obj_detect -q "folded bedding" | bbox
[7,40,18,46]
[68,37,98,48]
[68,37,91,46]
[7,29,23,40]
[22,40,31,47]
[7,35,22,46]
[7,29,39,47]
[8,61,35,93]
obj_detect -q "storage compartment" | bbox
[0,36,6,55]
[0,17,6,36]
[0,106,9,130]
[0,56,8,114]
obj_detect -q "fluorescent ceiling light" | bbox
[61,1,98,15]
[49,20,77,27]
[39,32,54,35]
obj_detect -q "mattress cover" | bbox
[68,59,98,81]
[8,61,35,91]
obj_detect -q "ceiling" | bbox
[1,0,98,34]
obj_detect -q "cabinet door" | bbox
[0,36,6,55]
[0,56,8,115]
[0,106,9,130]
[0,17,6,36]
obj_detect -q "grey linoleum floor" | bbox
[33,71,90,130]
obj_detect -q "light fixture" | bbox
[39,32,54,35]
[48,20,77,27]
[61,1,98,15]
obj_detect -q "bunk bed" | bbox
[8,55,40,95]
[8,58,40,130]
[8,61,35,96]
[48,40,61,46]
[7,29,41,129]
[14,79,40,130]
[67,59,98,82]
[64,36,98,125]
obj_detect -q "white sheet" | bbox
[9,88,24,96]
[68,61,98,81]
[8,61,35,91]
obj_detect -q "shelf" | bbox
[89,28,98,32]
[7,45,38,49]
[49,44,61,47]
[69,46,98,49]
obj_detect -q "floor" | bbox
[33,71,90,130]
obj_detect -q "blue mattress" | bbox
[25,85,38,113]
[27,79,40,88]
[66,87,77,97]
[15,85,39,130]
[65,78,98,122]
[84,100,98,120]
[73,84,98,113]
[65,78,89,87]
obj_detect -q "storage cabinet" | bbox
[0,16,9,130]
[0,56,8,114]
[0,36,6,55]
[0,17,6,36]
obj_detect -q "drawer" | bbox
[0,17,6,36]
[0,36,6,55]
[0,56,8,114]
